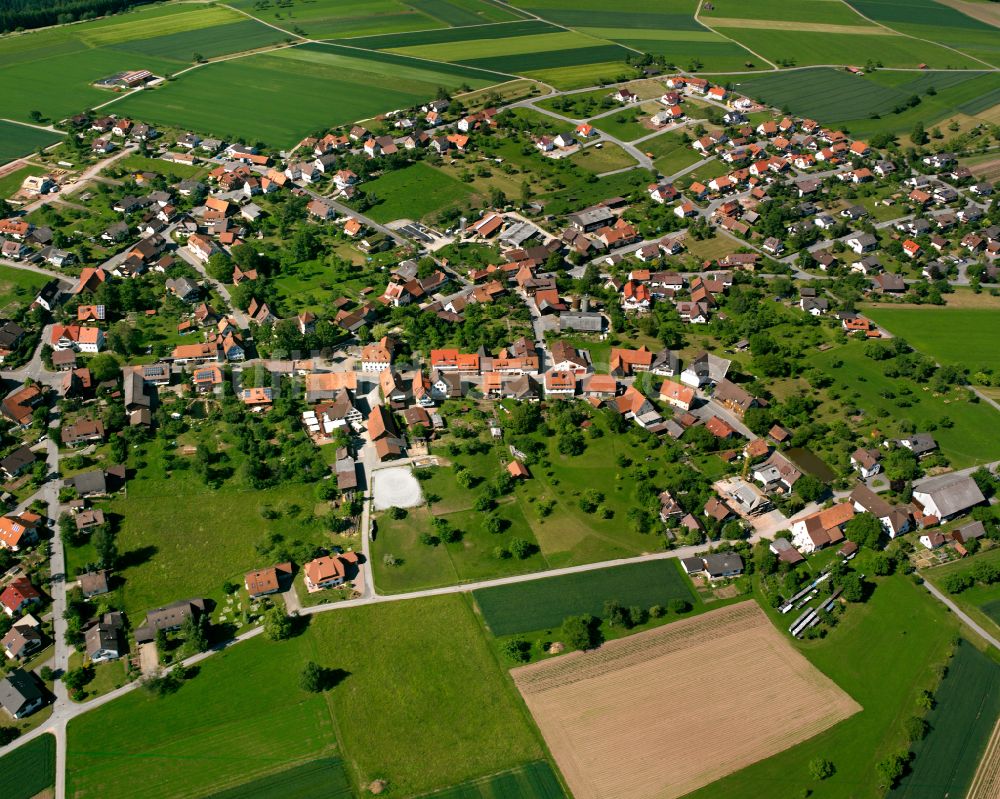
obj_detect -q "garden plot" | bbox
[373,465,424,510]
[512,601,860,799]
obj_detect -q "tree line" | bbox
[0,0,151,32]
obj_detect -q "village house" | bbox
[790,503,854,554]
[304,552,359,591]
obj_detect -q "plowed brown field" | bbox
[969,717,1000,799]
[512,601,861,799]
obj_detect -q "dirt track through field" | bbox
[512,601,860,799]
[707,17,894,34]
[969,716,1000,799]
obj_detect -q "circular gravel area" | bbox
[372,466,424,510]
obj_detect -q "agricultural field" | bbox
[67,596,545,798]
[0,733,56,799]
[474,558,697,636]
[232,0,523,39]
[721,68,1000,138]
[350,19,559,50]
[359,161,476,223]
[969,717,1000,799]
[412,762,566,799]
[701,0,871,25]
[0,120,62,162]
[689,576,957,799]
[845,0,1000,67]
[713,27,981,69]
[203,759,354,799]
[0,3,285,124]
[509,0,703,32]
[115,44,503,147]
[863,307,1000,378]
[890,640,1000,798]
[513,601,860,799]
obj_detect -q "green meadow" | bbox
[67,596,545,798]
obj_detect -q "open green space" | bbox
[459,43,633,74]
[845,0,1000,67]
[0,163,47,199]
[0,733,56,799]
[645,130,704,176]
[414,761,566,799]
[391,29,604,64]
[112,153,207,181]
[67,595,544,798]
[104,433,338,620]
[714,27,981,69]
[890,639,1000,798]
[360,161,476,223]
[0,264,49,314]
[0,120,62,162]
[863,307,1000,378]
[204,758,354,799]
[570,143,638,173]
[115,44,502,146]
[689,575,958,799]
[474,558,696,635]
[0,3,286,124]
[814,339,1000,468]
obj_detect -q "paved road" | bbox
[175,245,249,328]
[923,580,1000,650]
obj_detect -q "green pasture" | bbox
[66,596,544,798]
[360,161,476,223]
[0,265,49,313]
[690,575,957,799]
[863,307,1000,377]
[813,340,1000,468]
[891,640,1000,798]
[474,558,696,635]
[570,143,638,173]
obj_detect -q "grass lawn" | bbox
[890,639,1000,798]
[0,163,47,200]
[360,161,475,223]
[67,595,545,798]
[0,733,55,799]
[593,107,655,141]
[0,264,48,315]
[862,307,1000,377]
[106,435,341,619]
[569,143,638,173]
[67,651,129,702]
[813,339,1000,468]
[644,130,704,177]
[682,234,741,263]
[687,575,958,799]
[112,154,207,181]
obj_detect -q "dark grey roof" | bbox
[702,553,744,577]
[915,473,986,518]
[0,669,43,716]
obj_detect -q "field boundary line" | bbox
[693,0,779,70]
[833,0,999,70]
[310,40,520,80]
